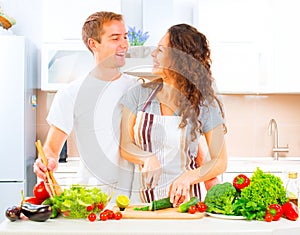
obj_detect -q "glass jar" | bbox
[285,172,299,207]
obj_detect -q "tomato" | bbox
[88,213,97,222]
[105,209,115,219]
[33,181,50,201]
[196,202,207,213]
[114,212,122,220]
[264,213,273,222]
[100,212,108,221]
[87,204,94,212]
[25,197,43,205]
[97,202,104,211]
[188,205,197,214]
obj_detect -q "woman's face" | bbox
[151,32,170,76]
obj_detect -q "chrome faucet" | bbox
[268,118,289,160]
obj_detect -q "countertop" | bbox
[1,215,300,235]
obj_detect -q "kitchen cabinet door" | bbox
[272,0,300,93]
[195,0,273,94]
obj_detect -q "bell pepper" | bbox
[282,202,299,221]
[233,174,250,191]
[267,204,283,221]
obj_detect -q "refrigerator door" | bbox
[0,36,25,181]
[0,182,24,223]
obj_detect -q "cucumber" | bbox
[151,197,173,211]
[178,196,200,213]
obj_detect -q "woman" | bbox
[120,24,227,207]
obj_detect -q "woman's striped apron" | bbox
[132,86,202,203]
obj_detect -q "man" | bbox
[34,11,138,196]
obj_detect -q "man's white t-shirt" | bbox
[46,72,138,197]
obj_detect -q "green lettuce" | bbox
[52,184,109,218]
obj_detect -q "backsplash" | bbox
[36,91,300,158]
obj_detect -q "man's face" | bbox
[95,20,129,68]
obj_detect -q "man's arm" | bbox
[33,125,68,180]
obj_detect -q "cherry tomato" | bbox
[188,205,197,214]
[114,212,122,220]
[33,181,50,201]
[87,204,94,212]
[100,212,108,221]
[25,197,43,205]
[264,213,273,222]
[97,202,104,211]
[105,209,114,219]
[196,202,207,213]
[88,213,97,222]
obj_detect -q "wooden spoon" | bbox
[35,140,62,196]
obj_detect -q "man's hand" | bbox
[33,157,58,180]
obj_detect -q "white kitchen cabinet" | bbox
[53,157,80,181]
[41,41,154,91]
[195,0,274,94]
[41,41,94,91]
[272,0,300,93]
[42,0,121,42]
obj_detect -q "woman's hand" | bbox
[141,155,162,188]
[169,170,196,207]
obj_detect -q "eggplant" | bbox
[21,202,52,222]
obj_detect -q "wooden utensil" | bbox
[35,140,62,196]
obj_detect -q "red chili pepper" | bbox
[282,202,299,221]
[232,174,250,191]
[267,204,283,221]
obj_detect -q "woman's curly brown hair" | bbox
[145,24,226,140]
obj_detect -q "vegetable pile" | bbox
[204,167,299,221]
[51,184,110,219]
[5,181,52,222]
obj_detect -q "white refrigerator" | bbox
[0,36,37,222]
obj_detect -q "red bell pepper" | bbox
[233,174,250,191]
[282,202,299,221]
[267,204,283,221]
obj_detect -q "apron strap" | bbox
[141,83,163,112]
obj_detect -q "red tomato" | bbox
[25,197,43,205]
[100,212,108,221]
[87,204,94,212]
[104,209,114,219]
[196,202,207,213]
[188,205,197,214]
[264,213,273,222]
[88,213,97,222]
[97,202,104,211]
[114,212,122,220]
[33,181,50,201]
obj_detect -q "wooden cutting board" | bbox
[120,205,204,219]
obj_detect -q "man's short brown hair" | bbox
[82,11,123,52]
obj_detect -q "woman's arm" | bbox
[169,123,227,206]
[120,106,162,187]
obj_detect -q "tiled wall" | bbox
[36,90,300,158]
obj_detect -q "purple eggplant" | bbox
[21,202,52,222]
